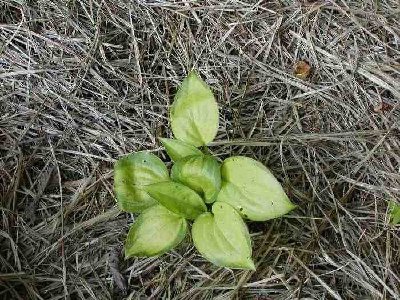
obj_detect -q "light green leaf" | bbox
[171,155,221,203]
[170,71,219,147]
[389,201,400,225]
[144,181,207,220]
[212,202,252,255]
[125,205,187,258]
[160,138,202,162]
[218,156,296,221]
[114,151,169,213]
[192,203,255,270]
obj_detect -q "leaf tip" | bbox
[124,247,133,260]
[288,201,298,211]
[188,69,199,78]
[246,259,256,271]
[236,258,256,270]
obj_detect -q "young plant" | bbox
[114,71,296,269]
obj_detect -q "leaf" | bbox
[389,201,400,225]
[124,205,187,258]
[192,203,255,270]
[114,152,169,213]
[170,71,219,147]
[212,202,252,256]
[160,138,202,162]
[144,181,207,220]
[217,156,296,221]
[294,60,311,79]
[171,155,221,203]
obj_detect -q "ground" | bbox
[1,1,400,299]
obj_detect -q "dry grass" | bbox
[1,0,400,299]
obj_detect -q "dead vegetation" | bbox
[1,0,399,299]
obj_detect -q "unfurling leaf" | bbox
[160,138,202,162]
[192,202,255,270]
[144,181,207,220]
[171,155,221,203]
[125,205,187,258]
[217,156,296,221]
[170,71,219,147]
[114,152,169,213]
[389,201,400,225]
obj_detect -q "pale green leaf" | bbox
[125,205,187,258]
[212,202,252,255]
[389,201,400,225]
[170,71,219,147]
[144,181,207,220]
[160,138,202,162]
[218,156,296,221]
[114,151,169,213]
[192,203,255,270]
[171,155,221,203]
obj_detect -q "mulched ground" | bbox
[1,1,399,299]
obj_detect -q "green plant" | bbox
[389,201,400,225]
[114,71,296,270]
